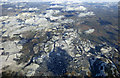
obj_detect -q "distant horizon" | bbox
[0,0,120,2]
